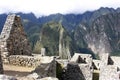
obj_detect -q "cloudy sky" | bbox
[0,0,120,17]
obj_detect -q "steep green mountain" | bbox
[39,13,82,33]
[38,7,118,33]
[16,13,41,49]
[17,12,39,23]
[1,7,120,57]
[33,21,74,59]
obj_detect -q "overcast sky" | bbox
[0,0,120,17]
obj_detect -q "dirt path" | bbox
[3,64,35,77]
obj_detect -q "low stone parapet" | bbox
[8,55,41,67]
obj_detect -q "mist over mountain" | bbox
[1,7,120,58]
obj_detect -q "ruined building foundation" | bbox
[1,14,120,80]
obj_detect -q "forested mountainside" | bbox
[33,22,74,59]
[1,7,120,58]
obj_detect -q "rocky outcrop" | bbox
[74,13,120,55]
[34,22,73,59]
[1,8,120,57]
[59,24,71,59]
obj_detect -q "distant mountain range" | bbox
[1,7,120,58]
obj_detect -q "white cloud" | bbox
[0,0,120,17]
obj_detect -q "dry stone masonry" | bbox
[62,53,120,80]
[62,62,86,80]
[0,14,32,63]
[30,57,56,78]
[62,53,93,80]
[92,60,100,70]
[1,14,120,80]
[0,14,58,80]
[8,55,41,67]
[99,53,120,80]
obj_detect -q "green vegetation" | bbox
[33,22,60,55]
[111,51,120,56]
[33,21,74,57]
[22,17,41,50]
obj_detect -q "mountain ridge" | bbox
[0,7,120,58]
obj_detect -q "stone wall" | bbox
[70,53,93,67]
[0,14,32,63]
[62,62,86,80]
[93,59,100,70]
[111,56,120,68]
[79,64,93,80]
[56,59,69,67]
[63,53,93,80]
[99,53,120,80]
[99,65,119,80]
[8,55,41,67]
[99,53,109,68]
[30,58,56,78]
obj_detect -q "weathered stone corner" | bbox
[0,14,32,63]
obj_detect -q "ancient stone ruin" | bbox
[62,53,93,80]
[61,53,120,80]
[0,14,58,80]
[0,14,32,63]
[1,14,120,80]
[99,53,120,80]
